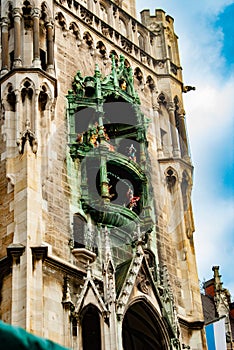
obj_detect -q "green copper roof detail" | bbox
[67,55,140,106]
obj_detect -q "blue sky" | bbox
[136,0,234,297]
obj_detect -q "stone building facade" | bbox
[202,266,234,349]
[0,0,207,349]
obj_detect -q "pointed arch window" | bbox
[81,305,101,350]
[122,301,169,350]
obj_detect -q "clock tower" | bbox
[0,1,207,349]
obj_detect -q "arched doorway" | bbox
[122,301,169,350]
[81,305,101,350]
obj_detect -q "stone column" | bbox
[46,21,54,73]
[13,8,22,68]
[153,103,164,158]
[32,8,41,68]
[127,19,133,41]
[144,32,151,53]
[15,89,21,141]
[7,245,26,327]
[87,0,93,12]
[178,112,189,159]
[133,22,139,46]
[117,316,123,350]
[168,102,180,157]
[107,4,114,27]
[1,17,9,73]
[31,247,48,336]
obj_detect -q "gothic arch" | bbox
[146,75,155,91]
[96,41,107,57]
[137,31,145,51]
[157,92,172,156]
[122,299,170,350]
[39,86,48,112]
[80,304,102,350]
[124,58,130,68]
[165,167,178,191]
[109,50,119,65]
[119,17,127,37]
[173,95,188,157]
[20,78,35,92]
[83,31,94,48]
[22,0,33,27]
[134,67,144,84]
[69,22,81,41]
[158,92,169,106]
[20,79,35,102]
[19,78,35,131]
[100,2,108,23]
[174,95,184,116]
[2,1,12,17]
[2,83,16,112]
[55,11,67,31]
[39,83,53,111]
[41,1,52,22]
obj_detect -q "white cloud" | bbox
[185,78,234,147]
[136,1,234,297]
[194,198,234,296]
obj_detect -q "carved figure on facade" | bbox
[137,268,150,294]
[148,22,161,36]
[83,31,94,49]
[69,22,82,46]
[55,12,67,31]
[72,70,84,96]
[17,119,38,154]
[96,41,107,57]
[68,54,140,107]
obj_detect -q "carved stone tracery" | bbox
[17,119,38,154]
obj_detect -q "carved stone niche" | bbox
[72,248,96,267]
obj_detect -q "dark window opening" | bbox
[72,318,78,337]
[123,302,168,350]
[73,214,86,248]
[40,49,47,71]
[82,305,101,350]
[10,51,14,70]
[168,45,172,60]
[21,81,33,103]
[166,169,176,191]
[96,162,142,214]
[75,107,97,134]
[39,86,48,111]
[181,172,189,211]
[7,86,16,112]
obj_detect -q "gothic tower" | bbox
[0,1,207,349]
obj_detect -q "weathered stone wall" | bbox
[0,122,14,259]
